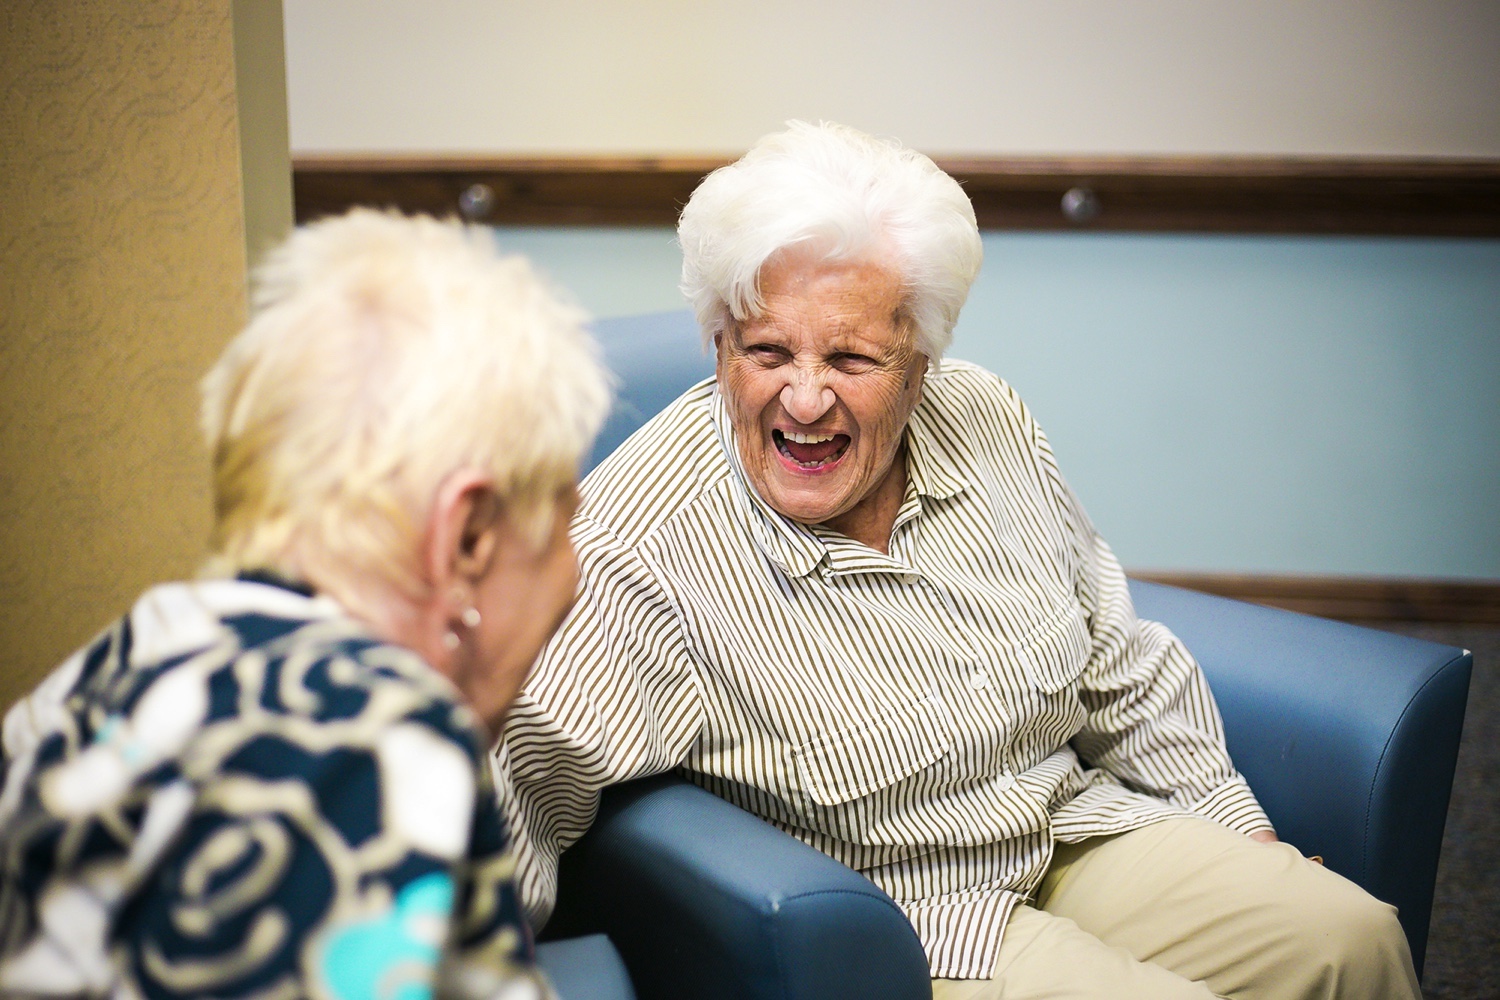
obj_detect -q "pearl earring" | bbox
[443,630,460,651]
[460,606,481,629]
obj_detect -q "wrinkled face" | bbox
[716,253,927,532]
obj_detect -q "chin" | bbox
[752,457,854,523]
[767,487,844,525]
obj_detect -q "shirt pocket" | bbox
[1018,604,1093,693]
[792,695,954,807]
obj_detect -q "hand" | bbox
[1249,828,1323,864]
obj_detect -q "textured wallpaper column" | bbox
[0,1,249,707]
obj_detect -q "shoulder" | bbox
[919,359,1044,448]
[926,359,1030,414]
[4,579,342,771]
[15,579,484,792]
[91,581,483,785]
[202,580,475,725]
[577,377,732,547]
[213,590,487,779]
[182,585,487,860]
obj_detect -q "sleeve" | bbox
[1035,426,1274,837]
[494,514,706,929]
[114,701,550,1000]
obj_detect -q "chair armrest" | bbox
[535,934,636,1000]
[546,773,932,1000]
[1128,579,1472,976]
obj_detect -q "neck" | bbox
[307,565,455,677]
[822,446,907,554]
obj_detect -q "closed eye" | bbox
[832,353,877,373]
[745,344,790,364]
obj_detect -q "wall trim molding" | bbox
[293,154,1500,235]
[1130,572,1500,624]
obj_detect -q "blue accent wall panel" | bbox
[959,233,1499,579]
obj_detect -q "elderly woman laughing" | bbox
[496,123,1419,1000]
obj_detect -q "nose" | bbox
[779,365,836,424]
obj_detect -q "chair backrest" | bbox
[586,311,715,473]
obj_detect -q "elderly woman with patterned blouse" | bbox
[495,123,1420,1000]
[0,211,608,999]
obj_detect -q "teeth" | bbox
[785,431,835,444]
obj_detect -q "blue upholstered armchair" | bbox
[535,311,1473,1000]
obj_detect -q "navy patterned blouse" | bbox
[0,577,548,1000]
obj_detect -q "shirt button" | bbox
[967,670,990,690]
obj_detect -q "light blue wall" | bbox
[493,227,1500,580]
[493,228,687,317]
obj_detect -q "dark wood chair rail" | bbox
[1130,572,1500,625]
[293,154,1500,235]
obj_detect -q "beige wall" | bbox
[284,0,1500,157]
[0,1,290,709]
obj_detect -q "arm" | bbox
[495,515,706,929]
[1036,432,1274,837]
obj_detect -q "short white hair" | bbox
[678,121,982,360]
[200,209,610,608]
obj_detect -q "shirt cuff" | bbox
[1188,777,1274,836]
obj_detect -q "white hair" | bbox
[678,121,982,360]
[200,209,610,612]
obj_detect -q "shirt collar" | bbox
[709,380,972,580]
[903,385,972,502]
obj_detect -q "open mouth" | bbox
[773,429,850,470]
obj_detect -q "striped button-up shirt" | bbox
[496,361,1271,979]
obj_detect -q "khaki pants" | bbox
[932,816,1420,1000]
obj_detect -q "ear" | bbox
[422,469,502,599]
[905,352,929,405]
